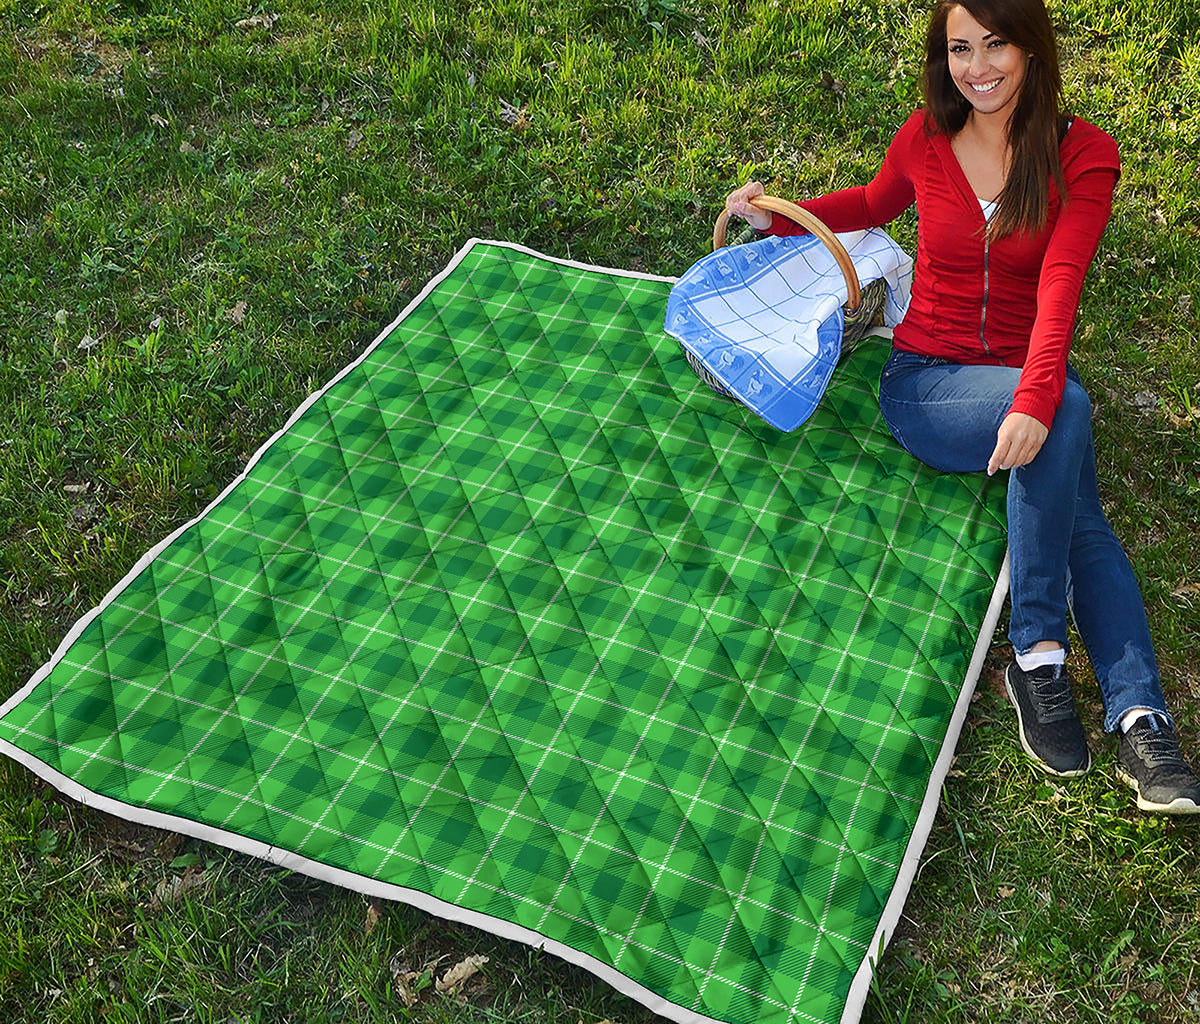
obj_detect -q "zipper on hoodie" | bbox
[979,228,992,357]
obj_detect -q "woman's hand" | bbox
[987,412,1049,475]
[725,181,772,231]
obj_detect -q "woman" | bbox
[726,0,1199,814]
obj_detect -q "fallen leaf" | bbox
[55,308,69,325]
[393,974,419,1007]
[819,71,845,96]
[983,647,1010,699]
[236,12,279,30]
[997,886,1016,899]
[69,502,96,525]
[78,333,100,350]
[365,896,383,935]
[63,483,89,494]
[389,953,434,1008]
[179,140,197,154]
[106,837,151,861]
[156,833,185,860]
[150,113,168,128]
[1132,390,1157,413]
[227,300,248,324]
[347,128,364,151]
[436,953,488,993]
[152,868,209,907]
[498,98,528,128]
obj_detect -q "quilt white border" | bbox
[0,237,1008,1024]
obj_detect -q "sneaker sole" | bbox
[1004,669,1092,778]
[1115,765,1200,815]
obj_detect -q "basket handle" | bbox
[713,195,862,312]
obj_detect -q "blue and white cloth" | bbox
[666,228,914,431]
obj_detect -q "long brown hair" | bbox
[922,0,1068,238]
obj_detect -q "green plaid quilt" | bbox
[0,240,1008,1024]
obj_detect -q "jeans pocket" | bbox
[882,349,953,380]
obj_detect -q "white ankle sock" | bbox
[1015,648,1066,673]
[1120,709,1163,733]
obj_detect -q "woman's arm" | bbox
[1008,164,1119,427]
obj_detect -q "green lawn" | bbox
[2,0,1199,1021]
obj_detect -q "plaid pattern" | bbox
[0,241,1006,1024]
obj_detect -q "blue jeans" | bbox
[878,349,1168,732]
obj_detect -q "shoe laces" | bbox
[1131,720,1188,770]
[1030,667,1075,719]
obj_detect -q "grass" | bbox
[1,0,1199,1021]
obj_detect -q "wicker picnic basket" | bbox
[683,194,887,401]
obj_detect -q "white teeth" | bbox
[971,80,1000,93]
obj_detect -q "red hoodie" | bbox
[766,109,1120,428]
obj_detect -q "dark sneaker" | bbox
[1004,662,1092,777]
[1116,716,1200,815]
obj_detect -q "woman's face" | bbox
[945,5,1030,120]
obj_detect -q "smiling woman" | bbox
[923,0,1065,237]
[946,11,1030,118]
[725,0,1200,814]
